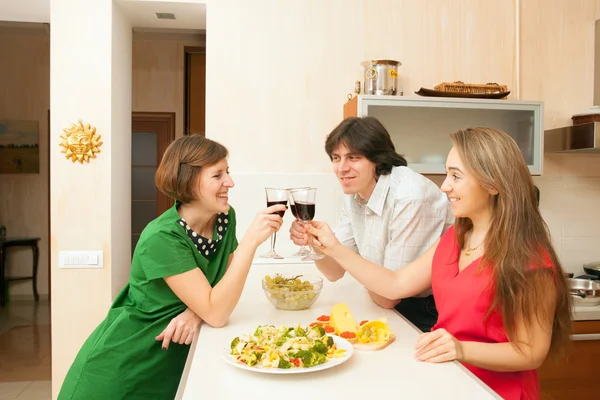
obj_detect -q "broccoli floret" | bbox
[295,350,327,368]
[311,340,328,354]
[310,324,326,337]
[278,358,292,369]
[295,350,314,367]
[312,352,327,366]
[230,337,240,353]
[322,335,334,347]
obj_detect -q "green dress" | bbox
[58,204,238,400]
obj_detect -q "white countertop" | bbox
[573,304,600,321]
[176,263,500,400]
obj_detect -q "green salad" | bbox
[229,324,345,369]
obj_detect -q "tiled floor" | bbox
[0,300,51,399]
[0,382,51,400]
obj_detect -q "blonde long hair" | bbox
[450,127,571,357]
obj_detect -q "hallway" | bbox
[0,300,51,399]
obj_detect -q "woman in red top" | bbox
[307,127,571,399]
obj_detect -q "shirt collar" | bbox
[353,174,390,216]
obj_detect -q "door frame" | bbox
[184,46,206,136]
[132,112,176,216]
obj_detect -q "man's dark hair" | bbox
[325,116,407,176]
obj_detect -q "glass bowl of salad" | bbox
[262,274,323,311]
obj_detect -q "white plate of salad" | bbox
[222,324,354,374]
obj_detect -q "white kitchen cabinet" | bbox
[343,95,544,175]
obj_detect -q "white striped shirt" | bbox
[334,166,454,295]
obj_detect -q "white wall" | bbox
[50,0,132,397]
[206,0,600,276]
[110,4,134,299]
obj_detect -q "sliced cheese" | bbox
[329,303,357,334]
[357,318,393,344]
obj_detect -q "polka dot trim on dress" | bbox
[177,212,229,257]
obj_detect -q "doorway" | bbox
[131,112,175,256]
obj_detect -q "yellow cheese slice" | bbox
[357,319,392,343]
[329,303,357,334]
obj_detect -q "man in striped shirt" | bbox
[290,116,453,331]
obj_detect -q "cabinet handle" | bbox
[571,333,600,341]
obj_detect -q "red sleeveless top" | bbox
[431,226,540,400]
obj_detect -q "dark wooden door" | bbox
[131,112,175,256]
[184,46,206,136]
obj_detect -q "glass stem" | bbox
[270,231,277,252]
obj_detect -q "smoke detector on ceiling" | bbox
[156,13,176,20]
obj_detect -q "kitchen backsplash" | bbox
[232,156,600,276]
[532,154,600,276]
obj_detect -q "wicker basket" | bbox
[434,81,508,95]
[572,114,600,125]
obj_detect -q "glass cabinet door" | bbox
[358,96,543,175]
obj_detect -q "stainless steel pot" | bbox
[361,59,401,95]
[568,278,600,306]
[568,278,600,293]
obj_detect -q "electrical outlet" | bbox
[59,251,103,269]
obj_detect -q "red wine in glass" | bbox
[289,203,299,219]
[289,188,324,261]
[294,201,315,221]
[287,188,311,257]
[261,188,288,259]
[267,200,288,217]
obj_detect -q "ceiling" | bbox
[0,0,49,23]
[0,0,206,31]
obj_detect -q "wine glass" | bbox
[260,187,288,259]
[289,188,325,261]
[287,187,311,257]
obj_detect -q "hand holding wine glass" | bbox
[287,187,311,257]
[289,188,324,261]
[289,219,308,246]
[244,204,286,248]
[260,188,288,259]
[305,221,342,256]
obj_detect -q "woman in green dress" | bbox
[58,136,285,400]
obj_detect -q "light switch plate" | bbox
[59,251,103,269]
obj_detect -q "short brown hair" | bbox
[155,135,228,203]
[325,117,407,176]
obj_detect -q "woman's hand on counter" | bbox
[414,328,464,363]
[156,308,202,350]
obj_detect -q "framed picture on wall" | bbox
[0,120,40,174]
